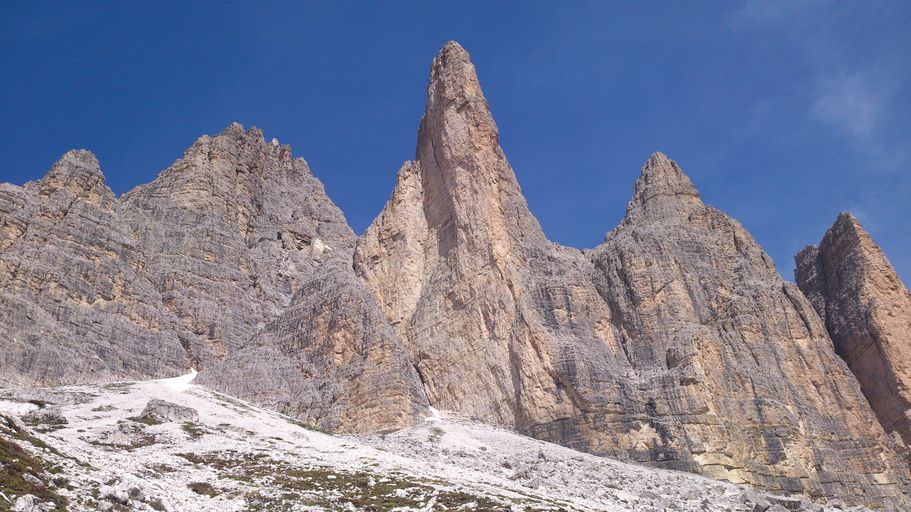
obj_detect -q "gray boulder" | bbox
[139,399,198,423]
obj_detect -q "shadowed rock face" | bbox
[355,42,910,507]
[796,213,911,445]
[201,259,428,434]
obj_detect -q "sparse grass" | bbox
[127,415,161,426]
[148,463,178,475]
[181,422,206,439]
[281,415,326,434]
[23,410,68,434]
[172,450,552,511]
[0,417,69,509]
[188,481,219,497]
[88,423,157,451]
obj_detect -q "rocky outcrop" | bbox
[139,399,199,423]
[796,213,911,445]
[0,150,190,386]
[587,155,908,506]
[120,124,356,366]
[355,42,910,507]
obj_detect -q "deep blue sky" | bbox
[2,2,909,283]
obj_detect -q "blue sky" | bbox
[2,1,909,282]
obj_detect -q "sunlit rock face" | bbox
[355,42,910,507]
[797,213,911,446]
[587,155,908,506]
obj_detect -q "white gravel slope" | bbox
[0,373,843,511]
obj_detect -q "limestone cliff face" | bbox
[796,213,911,445]
[355,42,910,507]
[201,259,428,433]
[587,155,908,505]
[1,128,427,434]
[355,42,622,431]
[120,124,355,366]
[0,151,190,385]
[3,39,911,508]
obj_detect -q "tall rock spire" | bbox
[356,42,622,428]
[413,40,546,253]
[796,212,911,445]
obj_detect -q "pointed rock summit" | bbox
[625,152,701,221]
[796,212,911,445]
[357,42,614,427]
[28,150,115,208]
[356,44,909,506]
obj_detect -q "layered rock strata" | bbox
[355,41,910,507]
[796,213,911,445]
[0,126,428,433]
[587,155,908,505]
[0,150,190,385]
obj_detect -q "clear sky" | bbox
[2,1,909,283]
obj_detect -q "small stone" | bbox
[21,473,43,487]
[12,495,37,512]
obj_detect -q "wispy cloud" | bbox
[729,0,908,170]
[812,71,878,141]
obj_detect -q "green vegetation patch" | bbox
[181,422,207,440]
[0,416,69,509]
[126,415,161,426]
[188,481,220,497]
[174,450,558,511]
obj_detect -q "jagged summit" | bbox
[28,149,114,207]
[426,41,476,99]
[796,212,911,445]
[417,41,499,174]
[625,151,701,221]
[216,121,269,143]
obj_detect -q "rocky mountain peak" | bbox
[624,151,701,221]
[425,41,478,106]
[416,41,499,178]
[795,212,911,445]
[29,149,115,207]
